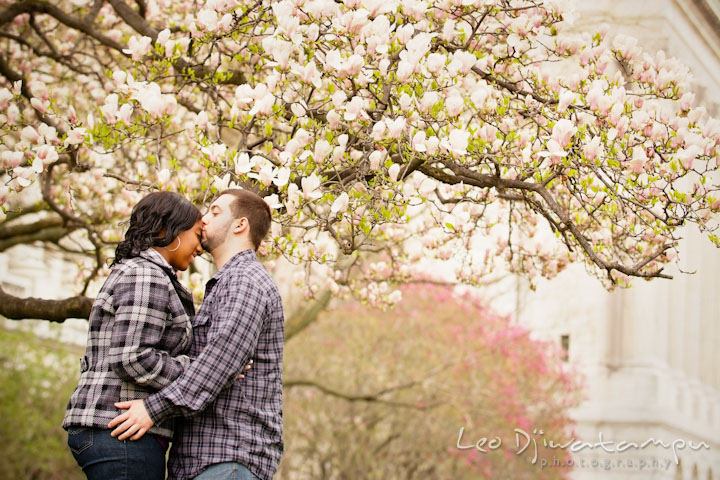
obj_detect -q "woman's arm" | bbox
[108,263,191,390]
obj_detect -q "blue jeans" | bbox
[194,462,259,480]
[67,426,167,480]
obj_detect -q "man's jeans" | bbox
[194,462,259,480]
[67,426,167,480]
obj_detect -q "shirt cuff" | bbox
[144,391,176,424]
[176,354,192,370]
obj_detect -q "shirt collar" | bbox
[205,249,257,294]
[213,249,257,279]
[138,248,176,277]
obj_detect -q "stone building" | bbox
[513,2,720,478]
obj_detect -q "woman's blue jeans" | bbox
[67,426,167,480]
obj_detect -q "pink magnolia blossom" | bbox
[626,148,647,174]
[157,29,171,45]
[441,18,456,41]
[551,119,577,146]
[201,143,227,162]
[6,105,19,125]
[369,150,383,170]
[249,92,275,116]
[235,84,254,106]
[131,82,175,117]
[217,13,233,33]
[343,54,365,76]
[295,61,322,88]
[100,94,119,123]
[344,96,367,121]
[158,168,172,185]
[449,50,477,75]
[538,139,567,164]
[331,192,350,214]
[372,121,387,140]
[418,177,436,196]
[273,167,291,187]
[314,139,332,162]
[388,163,401,182]
[122,35,152,61]
[386,117,406,138]
[118,103,133,124]
[419,91,438,112]
[470,84,490,109]
[426,135,440,155]
[0,185,10,207]
[301,173,322,200]
[445,92,464,117]
[1,151,23,169]
[234,152,252,175]
[21,126,40,144]
[395,23,414,44]
[679,92,695,111]
[248,163,275,187]
[446,128,470,156]
[264,194,283,210]
[196,9,218,31]
[35,145,59,166]
[396,60,413,82]
[262,37,293,69]
[412,131,427,152]
[38,123,58,145]
[425,53,446,73]
[30,98,49,114]
[557,90,575,113]
[583,136,604,161]
[327,109,341,128]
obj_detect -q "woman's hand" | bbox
[237,359,253,379]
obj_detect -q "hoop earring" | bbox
[166,237,181,252]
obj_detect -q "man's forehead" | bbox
[209,194,234,210]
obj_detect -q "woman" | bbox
[63,191,203,480]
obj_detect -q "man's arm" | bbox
[109,272,266,439]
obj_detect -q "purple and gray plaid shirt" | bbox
[144,249,284,480]
[63,248,194,438]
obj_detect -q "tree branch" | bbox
[0,215,65,239]
[284,289,332,342]
[0,286,92,322]
[0,0,125,52]
[283,378,439,410]
[0,225,74,252]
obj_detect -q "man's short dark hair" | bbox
[219,189,272,250]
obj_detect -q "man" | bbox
[108,189,284,480]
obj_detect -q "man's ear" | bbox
[232,217,248,234]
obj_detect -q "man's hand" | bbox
[108,400,154,441]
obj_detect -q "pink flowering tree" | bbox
[281,284,582,478]
[1,0,720,320]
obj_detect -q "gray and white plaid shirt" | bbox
[144,249,284,480]
[63,248,194,438]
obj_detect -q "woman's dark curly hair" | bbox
[112,192,202,267]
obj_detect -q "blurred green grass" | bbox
[0,326,85,480]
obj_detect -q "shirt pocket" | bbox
[94,291,115,315]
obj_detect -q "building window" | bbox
[560,334,570,362]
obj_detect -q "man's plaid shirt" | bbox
[63,248,195,438]
[144,249,285,480]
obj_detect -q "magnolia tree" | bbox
[2,0,720,320]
